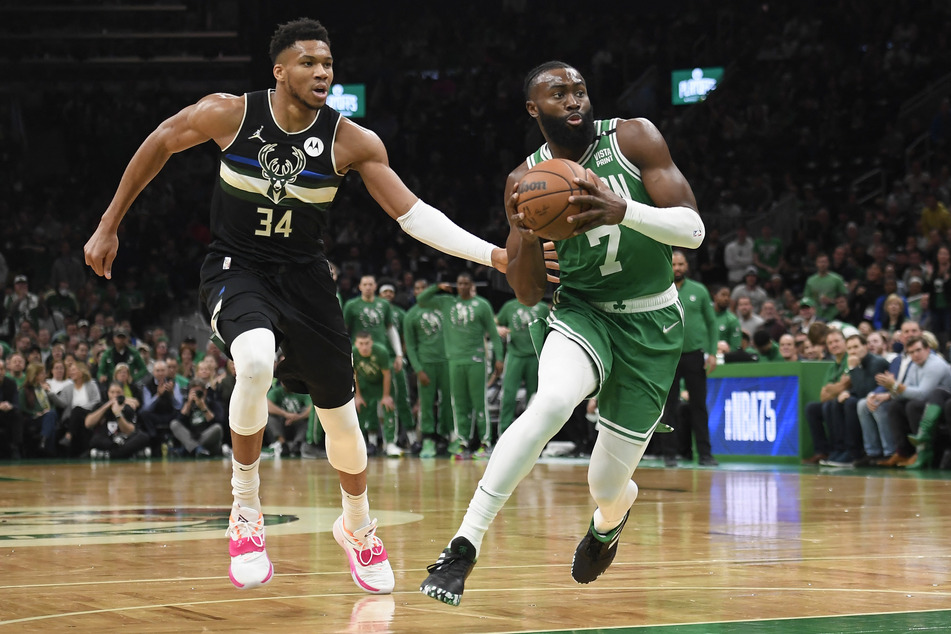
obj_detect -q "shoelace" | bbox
[426,549,469,573]
[347,521,385,566]
[227,517,265,548]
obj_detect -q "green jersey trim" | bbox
[598,416,660,444]
[547,316,605,392]
[605,118,642,179]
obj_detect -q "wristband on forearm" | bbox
[620,198,705,248]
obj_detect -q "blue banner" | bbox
[706,375,800,456]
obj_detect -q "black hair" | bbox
[753,330,772,347]
[269,18,330,63]
[523,60,574,100]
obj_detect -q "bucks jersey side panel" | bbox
[526,118,674,302]
[211,89,345,265]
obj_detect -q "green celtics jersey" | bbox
[343,296,395,353]
[266,382,316,425]
[496,298,550,357]
[714,306,743,351]
[677,278,717,354]
[353,342,392,390]
[404,303,447,369]
[526,118,674,302]
[416,285,504,362]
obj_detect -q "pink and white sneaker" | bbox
[333,515,395,594]
[226,503,273,589]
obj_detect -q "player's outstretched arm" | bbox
[84,93,244,279]
[335,119,506,272]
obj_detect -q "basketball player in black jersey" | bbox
[84,17,506,593]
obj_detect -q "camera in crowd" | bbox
[116,395,125,405]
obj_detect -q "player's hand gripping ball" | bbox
[516,158,589,241]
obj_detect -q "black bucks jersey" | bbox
[211,89,345,265]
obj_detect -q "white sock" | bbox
[231,456,261,511]
[454,480,510,556]
[341,486,370,532]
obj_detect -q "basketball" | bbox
[516,158,588,241]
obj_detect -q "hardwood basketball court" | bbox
[1,456,949,632]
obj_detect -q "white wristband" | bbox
[396,199,497,267]
[620,198,705,248]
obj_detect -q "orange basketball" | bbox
[515,158,588,241]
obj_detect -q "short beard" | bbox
[538,109,595,153]
[287,83,321,111]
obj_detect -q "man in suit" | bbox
[856,320,920,465]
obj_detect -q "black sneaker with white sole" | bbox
[420,536,477,606]
[570,511,630,584]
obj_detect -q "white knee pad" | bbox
[317,399,368,475]
[228,328,275,436]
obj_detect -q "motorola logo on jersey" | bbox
[304,136,324,157]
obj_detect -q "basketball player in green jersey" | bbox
[378,282,415,452]
[343,275,407,456]
[422,61,705,606]
[495,296,550,436]
[416,272,504,457]
[343,276,400,364]
[403,279,453,458]
[351,332,397,456]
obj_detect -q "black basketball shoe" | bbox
[419,536,477,606]
[570,511,630,584]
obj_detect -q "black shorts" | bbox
[198,252,354,408]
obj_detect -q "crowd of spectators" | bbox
[1,1,951,464]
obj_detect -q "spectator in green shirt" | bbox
[266,378,315,458]
[752,224,784,281]
[752,330,782,362]
[96,327,148,386]
[803,328,850,463]
[804,253,849,321]
[712,285,743,354]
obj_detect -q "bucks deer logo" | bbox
[259,143,306,204]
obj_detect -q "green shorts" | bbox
[547,286,684,443]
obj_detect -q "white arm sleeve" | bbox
[387,324,403,358]
[620,199,705,249]
[396,199,497,267]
